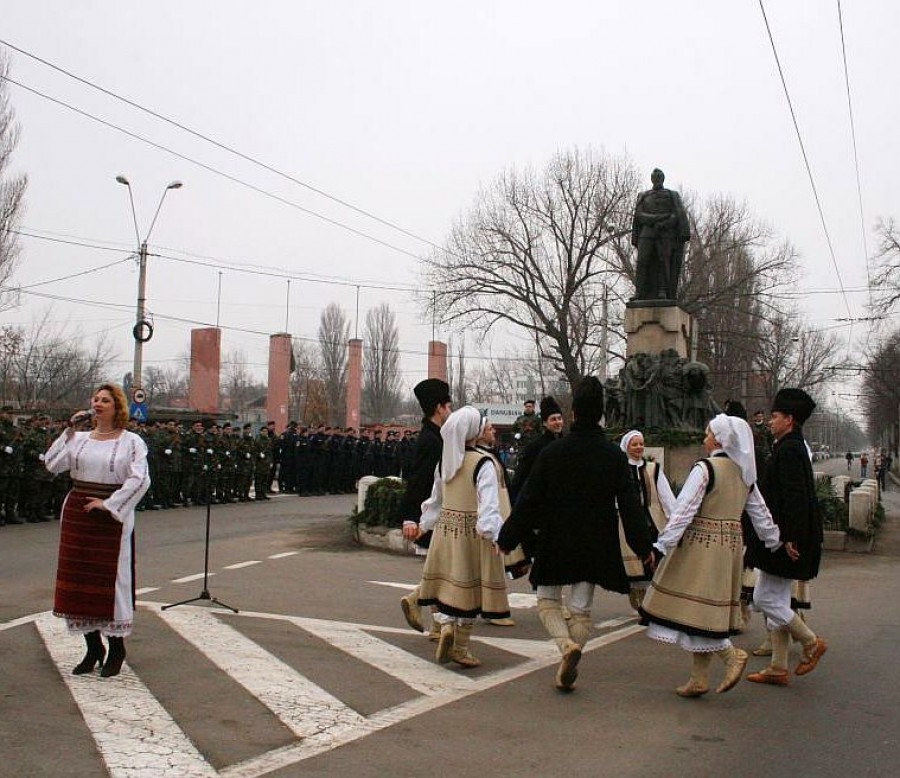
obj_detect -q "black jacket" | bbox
[397,419,442,523]
[748,428,822,580]
[510,429,559,503]
[498,422,652,592]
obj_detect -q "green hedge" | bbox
[816,477,848,532]
[350,478,407,529]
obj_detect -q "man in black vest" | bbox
[746,388,827,686]
[398,379,452,637]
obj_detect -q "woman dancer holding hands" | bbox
[618,430,676,611]
[417,406,510,668]
[640,414,782,697]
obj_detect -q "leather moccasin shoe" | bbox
[746,669,789,686]
[795,638,827,676]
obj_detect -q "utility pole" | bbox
[116,176,183,392]
[133,240,149,389]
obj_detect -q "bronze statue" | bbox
[631,168,691,301]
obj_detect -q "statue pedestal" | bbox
[625,303,692,359]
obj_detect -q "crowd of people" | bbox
[398,380,836,697]
[0,411,426,525]
[17,373,894,693]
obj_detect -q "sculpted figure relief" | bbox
[631,168,691,301]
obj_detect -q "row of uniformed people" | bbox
[0,411,425,523]
[271,425,417,496]
[0,411,68,525]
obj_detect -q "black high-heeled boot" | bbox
[100,636,126,677]
[72,631,105,675]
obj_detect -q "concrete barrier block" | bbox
[832,476,851,501]
[849,490,871,532]
[356,475,381,513]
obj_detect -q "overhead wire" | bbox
[0,73,426,262]
[11,226,419,292]
[836,0,874,350]
[0,37,447,255]
[756,0,854,341]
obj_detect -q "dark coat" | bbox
[498,422,652,592]
[397,419,442,548]
[748,428,822,580]
[509,429,559,503]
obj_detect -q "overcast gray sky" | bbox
[2,1,897,409]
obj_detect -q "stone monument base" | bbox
[625,303,692,359]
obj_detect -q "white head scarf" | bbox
[619,430,645,467]
[440,406,486,482]
[709,413,757,486]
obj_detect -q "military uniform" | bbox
[0,417,23,525]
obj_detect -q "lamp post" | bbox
[115,176,182,391]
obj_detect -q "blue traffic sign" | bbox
[129,402,149,422]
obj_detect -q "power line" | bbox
[5,254,133,290]
[0,74,426,262]
[836,0,874,348]
[12,225,419,293]
[0,37,447,254]
[757,1,854,332]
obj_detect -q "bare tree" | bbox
[143,363,188,408]
[317,303,349,426]
[872,217,900,316]
[221,348,265,412]
[423,148,639,387]
[0,310,114,408]
[678,195,798,404]
[362,303,401,423]
[0,53,28,312]
[751,313,839,407]
[862,328,900,457]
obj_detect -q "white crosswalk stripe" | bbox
[153,604,367,740]
[28,599,641,777]
[35,612,218,778]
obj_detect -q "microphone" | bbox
[72,409,95,424]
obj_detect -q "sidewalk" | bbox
[872,474,900,557]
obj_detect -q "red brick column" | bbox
[346,338,363,430]
[428,340,448,381]
[189,327,221,413]
[267,333,292,435]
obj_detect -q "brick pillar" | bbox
[428,340,448,381]
[346,338,363,430]
[267,333,292,435]
[189,327,221,413]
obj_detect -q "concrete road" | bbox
[2,490,899,777]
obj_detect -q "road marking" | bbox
[135,586,160,595]
[281,614,477,695]
[23,603,644,777]
[152,604,367,740]
[223,560,262,570]
[368,580,538,609]
[267,552,300,559]
[34,612,217,778]
[171,572,214,584]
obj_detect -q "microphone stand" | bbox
[163,463,238,613]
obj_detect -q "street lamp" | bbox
[115,176,183,391]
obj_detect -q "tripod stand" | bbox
[163,467,238,613]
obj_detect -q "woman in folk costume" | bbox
[417,406,510,668]
[44,384,150,678]
[472,419,530,627]
[640,414,782,697]
[617,430,676,611]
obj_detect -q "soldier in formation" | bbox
[1,412,420,526]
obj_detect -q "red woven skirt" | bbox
[53,481,124,621]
